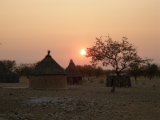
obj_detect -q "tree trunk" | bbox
[111,79,115,92]
[134,75,137,81]
[111,72,120,93]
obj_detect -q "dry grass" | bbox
[0,76,160,120]
[0,76,159,89]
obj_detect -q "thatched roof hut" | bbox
[29,51,67,89]
[65,59,82,85]
[0,62,19,83]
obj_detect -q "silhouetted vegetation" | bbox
[0,60,37,78]
[86,36,151,92]
[0,59,159,83]
[127,58,152,81]
[145,63,160,80]
[76,65,104,80]
[14,63,36,78]
[0,60,19,83]
[0,60,16,72]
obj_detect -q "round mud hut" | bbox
[0,62,19,83]
[29,51,67,89]
[65,59,82,85]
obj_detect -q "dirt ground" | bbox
[0,77,160,120]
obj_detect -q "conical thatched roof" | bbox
[30,51,67,75]
[65,59,82,77]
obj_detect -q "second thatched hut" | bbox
[65,59,82,85]
[29,51,67,89]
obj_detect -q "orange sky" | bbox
[0,0,160,68]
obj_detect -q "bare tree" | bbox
[86,36,143,92]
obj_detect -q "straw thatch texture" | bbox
[30,52,67,75]
[0,62,19,83]
[29,51,67,89]
[65,59,82,85]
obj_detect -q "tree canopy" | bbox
[86,36,146,92]
[86,36,142,76]
[145,63,159,80]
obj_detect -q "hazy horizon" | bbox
[0,0,159,68]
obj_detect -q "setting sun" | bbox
[80,49,86,55]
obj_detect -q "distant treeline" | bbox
[77,64,160,80]
[0,60,160,80]
[0,60,37,78]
